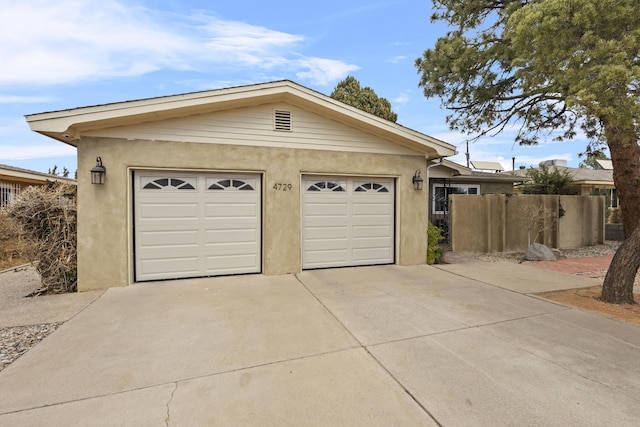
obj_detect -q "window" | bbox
[0,183,19,208]
[208,179,254,191]
[142,177,196,190]
[306,181,345,192]
[432,184,480,214]
[355,182,389,193]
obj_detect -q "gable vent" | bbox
[274,110,292,131]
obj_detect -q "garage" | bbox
[302,176,395,269]
[134,171,261,281]
[26,80,456,290]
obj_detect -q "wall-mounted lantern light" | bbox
[91,157,106,185]
[412,170,424,191]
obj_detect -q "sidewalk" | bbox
[526,255,613,278]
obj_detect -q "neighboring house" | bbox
[427,159,524,235]
[513,159,617,208]
[26,80,456,291]
[0,163,76,208]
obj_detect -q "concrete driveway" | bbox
[1,263,639,426]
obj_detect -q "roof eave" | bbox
[26,81,456,157]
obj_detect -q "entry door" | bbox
[134,171,261,281]
[302,176,395,269]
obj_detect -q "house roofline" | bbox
[26,80,456,159]
[0,163,76,185]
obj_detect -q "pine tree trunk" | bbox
[601,123,640,304]
[601,225,640,304]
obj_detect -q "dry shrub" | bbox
[608,207,623,224]
[6,182,77,294]
[0,210,31,270]
[519,203,557,246]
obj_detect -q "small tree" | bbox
[519,202,557,247]
[330,76,398,122]
[521,165,579,195]
[6,182,77,294]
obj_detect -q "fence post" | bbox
[486,195,492,252]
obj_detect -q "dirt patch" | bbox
[538,286,640,325]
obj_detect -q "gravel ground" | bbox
[1,323,61,371]
[455,240,640,287]
[0,265,101,373]
[0,266,63,372]
[469,240,622,263]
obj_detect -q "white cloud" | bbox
[0,118,76,161]
[0,0,357,87]
[0,144,76,160]
[295,57,359,86]
[393,90,411,104]
[387,55,407,64]
[0,95,55,104]
[0,118,29,136]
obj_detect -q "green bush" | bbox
[427,222,444,265]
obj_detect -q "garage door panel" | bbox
[138,257,200,276]
[304,249,349,266]
[138,230,200,247]
[302,176,394,269]
[352,247,393,262]
[205,256,260,275]
[304,238,349,250]
[352,203,393,216]
[205,229,258,244]
[204,218,259,228]
[303,202,348,217]
[304,226,348,240]
[138,203,200,220]
[352,225,392,238]
[204,240,260,252]
[135,172,261,281]
[352,238,393,249]
[205,253,259,264]
[352,215,394,225]
[205,202,259,218]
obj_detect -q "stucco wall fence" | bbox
[449,194,605,253]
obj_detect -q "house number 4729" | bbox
[273,183,293,191]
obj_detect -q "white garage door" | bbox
[134,171,261,281]
[302,176,395,269]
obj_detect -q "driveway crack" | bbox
[294,273,364,347]
[165,382,178,426]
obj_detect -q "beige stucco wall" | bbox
[449,194,604,253]
[479,182,514,195]
[77,138,427,290]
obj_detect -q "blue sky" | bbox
[1,0,593,176]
